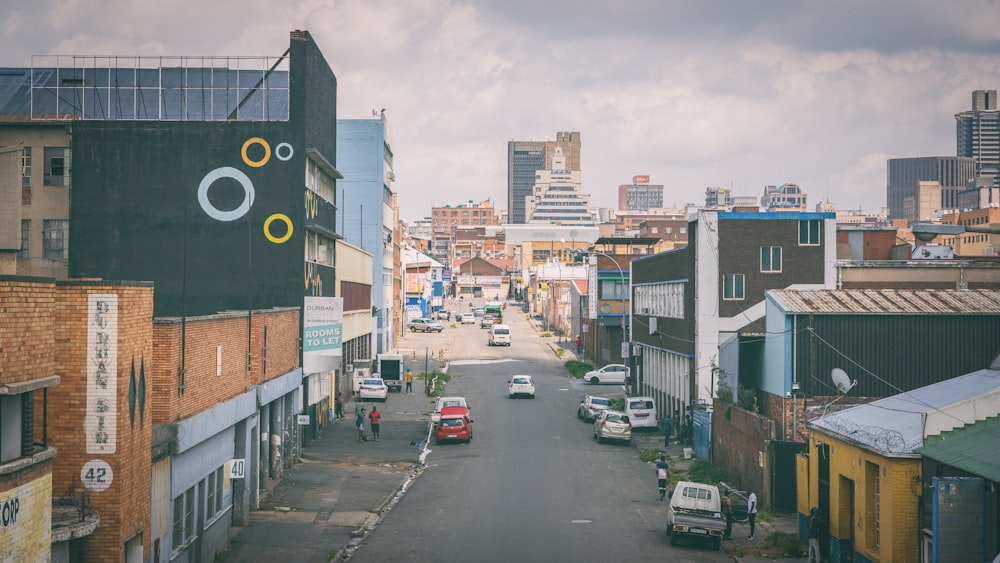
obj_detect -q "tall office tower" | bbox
[618,175,664,210]
[507,132,580,224]
[525,146,595,225]
[956,90,999,182]
[886,157,976,221]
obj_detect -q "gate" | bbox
[770,440,807,511]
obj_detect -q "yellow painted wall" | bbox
[809,432,921,563]
[0,473,52,562]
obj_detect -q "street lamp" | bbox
[911,222,1000,242]
[574,249,628,368]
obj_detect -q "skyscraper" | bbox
[507,132,580,224]
[956,90,999,183]
[886,157,976,221]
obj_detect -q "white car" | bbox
[625,396,657,428]
[460,313,476,324]
[508,375,535,398]
[584,364,629,385]
[577,395,613,422]
[358,378,388,402]
[593,410,632,444]
[432,396,470,423]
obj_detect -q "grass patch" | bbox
[429,371,450,396]
[762,531,802,557]
[687,458,729,484]
[638,448,663,462]
[540,331,553,337]
[610,397,625,411]
[564,360,594,379]
[555,348,565,359]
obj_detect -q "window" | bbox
[760,246,782,273]
[206,466,225,521]
[799,220,821,245]
[600,279,627,300]
[43,220,68,259]
[172,486,196,550]
[19,220,29,259]
[723,274,745,300]
[44,147,70,186]
[21,147,31,187]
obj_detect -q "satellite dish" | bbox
[831,368,857,394]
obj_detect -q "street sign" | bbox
[297,415,310,425]
[229,459,246,479]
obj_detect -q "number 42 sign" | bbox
[81,460,114,492]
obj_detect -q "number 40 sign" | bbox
[81,460,114,492]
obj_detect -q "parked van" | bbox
[666,481,725,550]
[488,324,511,346]
[625,396,657,429]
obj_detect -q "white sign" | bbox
[81,459,114,492]
[304,296,343,373]
[229,459,246,479]
[86,294,118,454]
[297,415,311,425]
[588,258,598,319]
[621,342,630,359]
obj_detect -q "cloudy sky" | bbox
[5,0,1000,221]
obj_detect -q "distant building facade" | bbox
[762,183,807,211]
[618,175,663,211]
[956,89,999,182]
[886,156,976,222]
[507,131,580,224]
[525,146,595,225]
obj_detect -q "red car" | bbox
[435,406,473,444]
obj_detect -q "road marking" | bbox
[571,520,592,524]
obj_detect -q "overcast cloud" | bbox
[5,0,1000,221]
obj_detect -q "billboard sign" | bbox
[303,296,343,373]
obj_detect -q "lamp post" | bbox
[911,222,1000,242]
[575,249,628,368]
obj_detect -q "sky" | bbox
[5,0,1000,222]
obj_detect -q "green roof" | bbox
[914,417,1000,482]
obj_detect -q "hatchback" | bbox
[507,375,535,398]
[593,410,631,444]
[358,378,388,402]
[435,406,473,444]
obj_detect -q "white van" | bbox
[488,324,511,346]
[625,396,657,428]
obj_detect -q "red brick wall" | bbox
[0,279,57,384]
[48,282,153,563]
[711,399,775,504]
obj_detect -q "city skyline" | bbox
[4,1,1000,221]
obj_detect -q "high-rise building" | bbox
[525,146,595,226]
[507,132,580,224]
[618,175,663,210]
[956,90,999,182]
[886,157,976,221]
[762,183,807,211]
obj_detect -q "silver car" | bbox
[593,410,631,444]
[577,395,612,422]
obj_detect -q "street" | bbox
[349,308,729,562]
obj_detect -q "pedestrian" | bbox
[746,487,758,540]
[356,407,366,442]
[368,406,381,441]
[335,392,345,420]
[662,412,672,446]
[574,335,581,354]
[405,369,413,393]
[808,507,822,562]
[721,490,733,539]
[655,454,670,501]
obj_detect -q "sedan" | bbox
[436,309,451,321]
[584,364,629,385]
[358,378,388,402]
[460,313,476,324]
[593,410,631,444]
[577,395,612,422]
[508,375,535,399]
[407,318,444,332]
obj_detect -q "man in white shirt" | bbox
[747,488,758,540]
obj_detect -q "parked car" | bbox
[432,396,470,423]
[480,314,497,328]
[358,378,388,402]
[435,406,473,444]
[624,396,657,429]
[577,395,613,422]
[507,375,535,398]
[436,309,451,321]
[593,410,631,444]
[584,364,628,385]
[666,481,726,550]
[407,317,443,332]
[488,324,511,346]
[460,313,476,324]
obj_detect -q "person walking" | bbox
[746,488,758,540]
[662,412,673,446]
[575,335,581,354]
[356,407,367,442]
[368,406,381,441]
[807,507,822,562]
[721,490,734,539]
[655,454,670,501]
[334,392,345,420]
[405,369,414,393]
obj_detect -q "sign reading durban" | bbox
[303,296,343,373]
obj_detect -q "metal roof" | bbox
[914,417,1000,483]
[808,367,1000,456]
[768,289,1000,315]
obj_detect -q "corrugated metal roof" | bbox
[914,417,1000,483]
[769,289,1000,315]
[809,368,1000,456]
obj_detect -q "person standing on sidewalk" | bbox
[662,412,672,446]
[721,490,733,539]
[405,369,414,393]
[746,488,758,540]
[655,455,670,501]
[368,406,382,441]
[335,393,345,420]
[807,507,823,562]
[575,335,581,354]
[356,408,367,442]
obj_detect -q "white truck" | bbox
[350,359,372,393]
[665,481,726,550]
[376,353,404,393]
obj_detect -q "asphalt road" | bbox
[350,309,730,563]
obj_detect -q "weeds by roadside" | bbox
[564,360,594,379]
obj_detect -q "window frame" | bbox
[760,246,782,273]
[599,278,628,301]
[723,273,745,300]
[43,147,70,186]
[21,147,31,187]
[798,220,821,246]
[43,220,68,260]
[19,220,29,259]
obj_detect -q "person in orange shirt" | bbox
[368,406,382,441]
